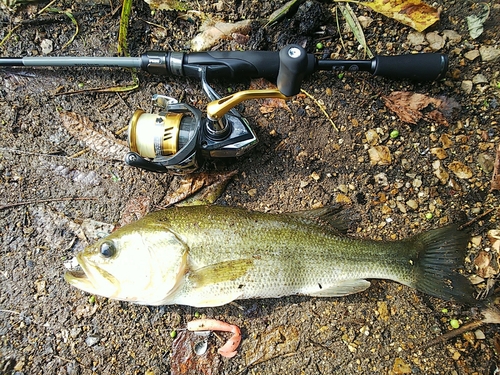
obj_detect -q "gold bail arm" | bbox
[206,89,289,121]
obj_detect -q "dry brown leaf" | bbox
[59,111,128,161]
[474,250,498,279]
[249,78,290,114]
[491,144,500,191]
[171,330,222,375]
[382,91,459,126]
[363,0,440,32]
[191,19,252,51]
[163,170,237,207]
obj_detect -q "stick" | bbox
[0,197,97,210]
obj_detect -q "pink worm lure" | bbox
[187,319,241,358]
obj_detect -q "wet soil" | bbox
[1,0,499,374]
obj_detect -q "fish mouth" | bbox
[64,254,119,298]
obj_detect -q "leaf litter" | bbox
[59,111,128,161]
[382,91,461,126]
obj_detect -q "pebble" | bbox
[478,153,495,173]
[464,49,480,61]
[448,161,473,179]
[474,330,486,340]
[85,335,100,347]
[430,147,448,160]
[472,74,488,84]
[40,39,53,54]
[406,199,418,210]
[461,80,473,94]
[442,30,461,45]
[426,31,445,51]
[480,46,500,62]
[374,173,388,187]
[407,31,426,46]
[365,129,379,145]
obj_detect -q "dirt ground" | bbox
[1,0,499,374]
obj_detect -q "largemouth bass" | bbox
[65,205,475,306]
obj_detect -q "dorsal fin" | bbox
[288,205,355,234]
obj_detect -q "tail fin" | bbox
[411,225,476,304]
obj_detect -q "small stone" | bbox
[474,330,486,340]
[247,188,257,197]
[85,335,100,347]
[472,74,488,84]
[480,46,500,62]
[335,194,352,204]
[448,161,473,179]
[407,31,426,46]
[461,80,473,94]
[406,199,418,210]
[464,49,480,61]
[442,29,461,45]
[439,133,453,149]
[357,15,373,28]
[338,184,349,193]
[365,129,379,145]
[368,146,392,165]
[433,160,450,184]
[430,147,448,160]
[478,153,495,173]
[392,357,412,374]
[374,173,388,187]
[426,31,445,51]
[310,171,321,181]
[412,178,422,188]
[40,39,53,54]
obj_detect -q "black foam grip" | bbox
[372,53,448,81]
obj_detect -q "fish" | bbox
[64,205,475,307]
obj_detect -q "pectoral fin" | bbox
[185,259,254,307]
[188,259,253,287]
[308,279,371,297]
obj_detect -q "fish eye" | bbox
[100,241,116,258]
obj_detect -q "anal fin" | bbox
[308,279,371,297]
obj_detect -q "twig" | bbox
[458,208,495,230]
[0,197,97,210]
[300,89,338,131]
[422,306,500,350]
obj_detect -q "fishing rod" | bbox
[0,45,448,172]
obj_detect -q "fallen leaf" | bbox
[59,112,128,161]
[361,0,440,32]
[488,230,500,253]
[338,3,373,58]
[249,78,290,114]
[265,0,305,27]
[474,251,497,279]
[171,330,222,375]
[467,3,490,39]
[382,91,459,126]
[244,325,299,367]
[491,144,500,191]
[163,170,237,207]
[143,0,190,11]
[191,19,252,51]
